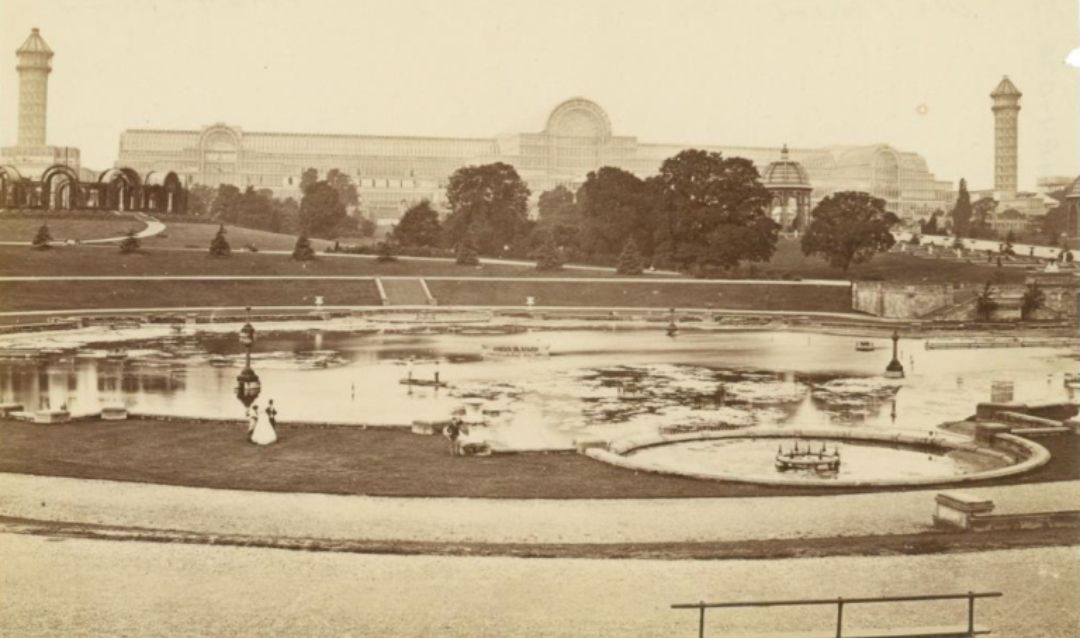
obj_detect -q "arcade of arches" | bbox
[0,164,188,214]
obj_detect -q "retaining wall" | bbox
[427,279,854,313]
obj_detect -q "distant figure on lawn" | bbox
[266,399,278,428]
[443,418,463,456]
[247,404,258,435]
[248,402,278,446]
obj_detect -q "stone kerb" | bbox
[588,427,1050,488]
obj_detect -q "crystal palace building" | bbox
[116,97,953,226]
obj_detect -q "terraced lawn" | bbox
[0,216,146,242]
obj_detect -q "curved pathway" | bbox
[1,472,1076,545]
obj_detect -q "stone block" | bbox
[101,405,128,420]
[410,421,444,435]
[574,439,609,453]
[934,491,995,529]
[973,422,1010,445]
[33,409,70,424]
[0,402,24,418]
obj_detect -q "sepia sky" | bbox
[0,0,1077,190]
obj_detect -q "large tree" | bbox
[210,184,242,222]
[537,185,584,253]
[653,149,778,271]
[392,200,442,247]
[186,184,215,217]
[299,180,347,238]
[442,162,531,255]
[576,167,655,259]
[801,191,899,272]
[326,169,359,210]
[950,178,973,238]
[971,197,996,239]
[1041,189,1078,244]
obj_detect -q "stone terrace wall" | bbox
[426,279,854,313]
[854,281,1079,319]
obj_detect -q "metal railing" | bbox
[671,591,1002,637]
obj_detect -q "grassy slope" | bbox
[0,419,1074,499]
[0,217,147,242]
[146,222,314,252]
[0,279,382,313]
[0,245,556,278]
[0,238,1027,284]
[758,240,1027,284]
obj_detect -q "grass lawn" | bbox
[0,217,146,242]
[0,279,382,313]
[0,419,1074,498]
[145,222,314,252]
[0,245,591,278]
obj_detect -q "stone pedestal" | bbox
[933,492,996,529]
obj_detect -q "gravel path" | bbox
[1,534,1076,637]
[1,473,1076,544]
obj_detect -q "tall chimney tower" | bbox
[990,75,1021,194]
[15,28,53,148]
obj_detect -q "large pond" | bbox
[1,328,1076,450]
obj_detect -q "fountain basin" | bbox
[589,427,1050,487]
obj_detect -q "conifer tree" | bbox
[455,239,479,266]
[292,233,316,261]
[31,224,52,250]
[616,237,644,275]
[119,229,140,254]
[535,235,563,272]
[209,225,231,257]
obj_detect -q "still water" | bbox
[1,329,1075,448]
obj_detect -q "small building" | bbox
[762,145,813,231]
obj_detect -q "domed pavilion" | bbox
[762,144,813,231]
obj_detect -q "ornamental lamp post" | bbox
[234,307,261,407]
[884,329,906,379]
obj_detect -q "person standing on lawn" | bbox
[443,418,462,456]
[266,399,278,428]
[249,402,278,446]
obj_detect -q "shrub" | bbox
[118,230,140,254]
[292,234,316,261]
[209,225,231,257]
[534,236,563,272]
[376,240,397,263]
[455,240,479,266]
[616,237,644,275]
[31,224,52,250]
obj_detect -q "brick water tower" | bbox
[15,27,53,148]
[990,76,1022,195]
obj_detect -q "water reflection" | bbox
[0,330,1075,448]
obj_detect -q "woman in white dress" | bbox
[249,403,278,446]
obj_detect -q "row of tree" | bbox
[390,151,899,274]
[936,178,1077,246]
[188,169,375,239]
